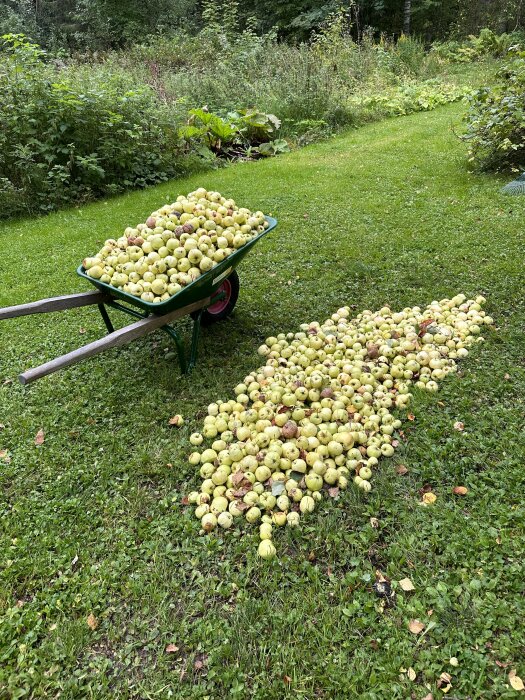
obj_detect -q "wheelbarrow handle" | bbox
[19,297,211,385]
[0,291,110,320]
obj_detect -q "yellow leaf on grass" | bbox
[399,577,415,592]
[422,492,437,505]
[407,667,416,681]
[509,670,525,691]
[408,619,425,634]
[87,613,98,630]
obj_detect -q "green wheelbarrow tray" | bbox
[76,216,277,314]
[0,216,277,385]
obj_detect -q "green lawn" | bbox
[1,102,525,699]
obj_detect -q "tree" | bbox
[403,0,411,34]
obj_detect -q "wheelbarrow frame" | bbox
[0,216,277,385]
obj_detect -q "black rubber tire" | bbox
[192,270,240,326]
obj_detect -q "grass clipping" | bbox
[184,294,494,558]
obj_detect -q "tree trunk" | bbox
[403,0,411,35]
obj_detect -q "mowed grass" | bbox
[1,102,525,699]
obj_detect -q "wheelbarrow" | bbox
[0,216,277,385]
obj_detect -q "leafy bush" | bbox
[463,51,525,171]
[178,108,288,160]
[0,34,188,217]
[432,28,522,63]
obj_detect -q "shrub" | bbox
[463,50,525,171]
[0,34,186,217]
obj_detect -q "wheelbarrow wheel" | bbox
[193,270,240,326]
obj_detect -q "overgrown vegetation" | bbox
[1,102,525,699]
[463,47,525,171]
[0,22,498,219]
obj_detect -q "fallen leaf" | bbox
[449,657,459,667]
[399,577,415,592]
[328,486,339,498]
[422,492,437,505]
[509,670,525,691]
[439,672,452,684]
[421,694,433,700]
[35,429,45,446]
[427,609,434,616]
[495,660,511,669]
[181,496,189,506]
[79,327,86,334]
[453,486,468,496]
[408,667,417,681]
[453,421,464,431]
[232,471,246,487]
[0,424,4,430]
[442,685,452,694]
[308,551,316,562]
[0,449,11,463]
[504,373,511,380]
[87,613,98,630]
[369,517,379,528]
[3,378,13,386]
[396,464,408,475]
[168,415,183,427]
[391,439,399,447]
[408,619,425,634]
[165,644,179,653]
[283,675,292,685]
[408,413,415,421]
[193,653,208,671]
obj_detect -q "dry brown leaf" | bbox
[165,644,179,653]
[422,492,437,505]
[283,675,292,685]
[408,619,425,634]
[168,415,183,427]
[86,613,98,630]
[3,378,13,386]
[232,471,246,487]
[193,653,208,671]
[453,486,468,496]
[408,413,415,421]
[509,670,525,691]
[439,672,452,684]
[35,429,45,446]
[369,517,379,528]
[0,449,11,463]
[396,464,408,475]
[407,667,417,681]
[496,660,511,668]
[328,486,340,498]
[453,421,464,431]
[399,577,415,592]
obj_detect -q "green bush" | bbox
[463,50,525,171]
[432,28,523,63]
[0,34,187,218]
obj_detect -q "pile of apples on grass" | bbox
[184,294,494,559]
[82,188,268,303]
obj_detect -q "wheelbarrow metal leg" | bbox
[98,304,115,334]
[188,310,203,372]
[162,326,188,374]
